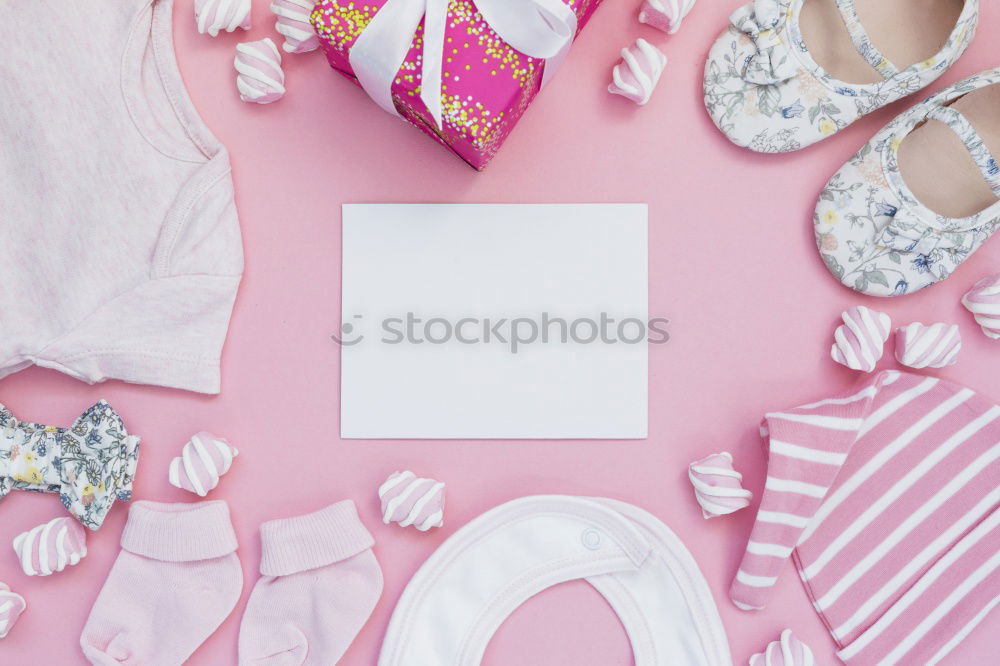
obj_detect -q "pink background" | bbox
[2,0,998,664]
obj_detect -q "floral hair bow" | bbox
[877,208,975,257]
[730,0,798,85]
[0,400,140,530]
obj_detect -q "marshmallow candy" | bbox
[687,452,752,519]
[749,630,815,666]
[961,273,1000,340]
[639,0,698,34]
[894,322,961,369]
[0,583,26,639]
[608,38,667,106]
[168,432,239,497]
[831,306,891,372]
[195,0,252,37]
[378,471,445,531]
[271,0,320,53]
[235,38,286,104]
[13,517,87,577]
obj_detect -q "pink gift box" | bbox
[310,0,603,170]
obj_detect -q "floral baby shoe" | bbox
[703,0,979,153]
[815,68,1000,297]
[0,400,140,530]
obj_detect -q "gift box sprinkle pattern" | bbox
[310,0,602,169]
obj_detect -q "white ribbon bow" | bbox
[349,0,578,130]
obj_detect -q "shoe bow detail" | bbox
[729,0,798,85]
[878,208,974,256]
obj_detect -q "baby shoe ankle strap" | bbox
[834,0,900,79]
[927,104,1000,198]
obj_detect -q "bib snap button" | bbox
[581,529,602,550]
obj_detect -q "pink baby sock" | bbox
[81,501,243,665]
[238,500,383,665]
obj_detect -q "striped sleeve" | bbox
[730,381,880,611]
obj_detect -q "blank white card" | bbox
[340,204,648,439]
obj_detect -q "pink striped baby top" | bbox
[732,370,999,665]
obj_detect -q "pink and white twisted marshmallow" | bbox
[271,0,320,53]
[639,0,698,34]
[961,273,1000,340]
[378,470,445,531]
[195,0,252,37]
[749,630,815,666]
[688,452,752,519]
[894,322,961,369]
[608,38,667,106]
[0,583,26,639]
[168,432,239,497]
[12,517,87,577]
[831,306,891,372]
[235,38,286,104]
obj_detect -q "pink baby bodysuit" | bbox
[0,0,243,394]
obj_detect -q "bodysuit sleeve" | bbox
[729,376,881,611]
[34,170,244,394]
